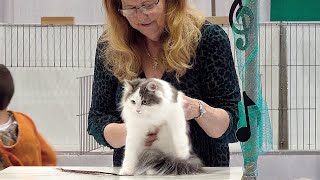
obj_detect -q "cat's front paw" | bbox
[146,169,157,175]
[119,167,135,176]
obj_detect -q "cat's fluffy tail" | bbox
[135,149,204,175]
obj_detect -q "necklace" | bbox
[144,42,159,69]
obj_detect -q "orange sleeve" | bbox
[18,112,58,166]
[36,132,57,166]
[0,147,23,168]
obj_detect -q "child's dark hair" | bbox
[0,64,14,110]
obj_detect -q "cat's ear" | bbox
[124,78,145,91]
[146,82,157,92]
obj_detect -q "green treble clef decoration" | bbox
[229,0,254,51]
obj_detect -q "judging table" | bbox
[0,166,244,180]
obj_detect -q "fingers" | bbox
[144,127,161,147]
[181,95,200,120]
[145,135,157,146]
[145,131,158,146]
[147,134,157,141]
[145,141,153,147]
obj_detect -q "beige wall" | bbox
[0,0,271,24]
[0,0,105,24]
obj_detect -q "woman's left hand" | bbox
[182,95,200,120]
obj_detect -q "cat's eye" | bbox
[142,100,148,105]
[131,100,136,104]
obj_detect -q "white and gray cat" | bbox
[119,78,203,176]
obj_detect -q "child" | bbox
[0,64,57,170]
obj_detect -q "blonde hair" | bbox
[102,0,205,81]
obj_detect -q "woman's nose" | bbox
[135,10,148,23]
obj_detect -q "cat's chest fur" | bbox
[149,125,177,155]
[121,83,184,156]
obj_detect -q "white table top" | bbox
[0,166,243,180]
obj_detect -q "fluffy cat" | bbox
[119,78,203,176]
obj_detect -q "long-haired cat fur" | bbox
[119,78,203,176]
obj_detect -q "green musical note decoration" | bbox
[229,0,273,178]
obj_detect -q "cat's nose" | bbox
[136,110,141,113]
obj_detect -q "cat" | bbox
[119,78,203,176]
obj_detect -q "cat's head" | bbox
[121,78,164,114]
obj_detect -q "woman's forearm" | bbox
[104,123,127,148]
[195,102,230,138]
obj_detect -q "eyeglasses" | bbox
[119,0,160,17]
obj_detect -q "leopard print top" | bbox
[87,23,241,167]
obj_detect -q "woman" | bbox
[88,0,241,167]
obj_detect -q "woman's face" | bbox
[120,0,166,42]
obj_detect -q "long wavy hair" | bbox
[101,0,205,81]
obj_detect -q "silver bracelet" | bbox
[194,100,206,119]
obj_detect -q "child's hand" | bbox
[145,128,159,147]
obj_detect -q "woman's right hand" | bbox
[145,128,159,147]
